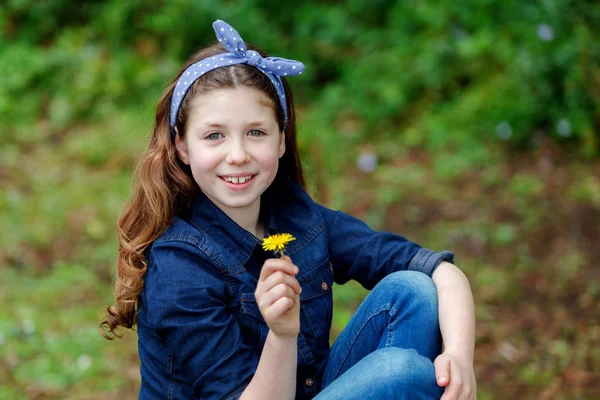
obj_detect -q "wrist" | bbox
[443,346,474,364]
[268,329,299,343]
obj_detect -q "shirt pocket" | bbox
[298,258,334,348]
[237,292,268,351]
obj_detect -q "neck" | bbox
[222,200,264,239]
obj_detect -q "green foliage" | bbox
[1,1,599,159]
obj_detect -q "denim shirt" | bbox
[137,181,454,400]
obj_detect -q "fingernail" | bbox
[294,267,299,274]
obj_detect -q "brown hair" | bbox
[99,42,305,339]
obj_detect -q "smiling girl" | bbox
[101,20,476,400]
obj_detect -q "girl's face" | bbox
[175,86,285,219]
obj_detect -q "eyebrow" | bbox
[203,121,271,129]
[205,122,226,128]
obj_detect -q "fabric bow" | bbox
[213,20,305,75]
[169,20,305,138]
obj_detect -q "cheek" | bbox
[189,148,220,170]
[258,148,281,173]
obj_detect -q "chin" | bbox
[220,197,259,209]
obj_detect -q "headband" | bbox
[169,20,305,138]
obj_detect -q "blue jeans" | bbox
[314,271,444,399]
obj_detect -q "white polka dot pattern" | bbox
[169,20,305,137]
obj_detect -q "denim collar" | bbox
[188,180,324,265]
[189,187,279,265]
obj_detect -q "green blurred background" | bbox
[1,1,599,399]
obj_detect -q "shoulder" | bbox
[153,216,225,262]
[280,181,341,228]
[141,230,229,330]
[276,181,333,219]
[142,227,228,319]
[154,216,208,251]
[146,217,225,283]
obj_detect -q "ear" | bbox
[174,128,190,165]
[278,131,286,159]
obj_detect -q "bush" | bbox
[1,1,598,157]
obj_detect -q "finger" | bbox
[259,258,298,281]
[261,270,302,295]
[260,283,298,309]
[263,296,296,321]
[440,361,463,400]
[435,356,451,387]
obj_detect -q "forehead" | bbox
[188,86,277,125]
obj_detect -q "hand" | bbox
[434,351,476,400]
[255,256,302,338]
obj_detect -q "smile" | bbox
[220,175,256,184]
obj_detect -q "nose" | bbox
[225,139,250,165]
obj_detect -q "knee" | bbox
[365,348,438,389]
[377,271,438,314]
[317,348,442,399]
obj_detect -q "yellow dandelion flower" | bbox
[262,233,296,256]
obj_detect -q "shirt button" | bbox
[305,378,314,387]
[321,281,328,291]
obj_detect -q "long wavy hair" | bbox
[100,42,305,339]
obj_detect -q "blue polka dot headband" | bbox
[169,20,305,138]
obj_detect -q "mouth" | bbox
[219,174,256,185]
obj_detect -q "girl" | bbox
[101,20,476,400]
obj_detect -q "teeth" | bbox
[224,175,252,184]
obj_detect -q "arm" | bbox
[241,331,297,400]
[147,242,259,399]
[316,203,453,288]
[432,261,476,400]
[241,256,301,400]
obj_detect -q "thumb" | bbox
[435,355,451,387]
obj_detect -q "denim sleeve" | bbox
[145,241,256,400]
[408,248,455,276]
[315,204,454,288]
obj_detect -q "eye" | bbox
[206,132,223,140]
[248,129,265,137]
